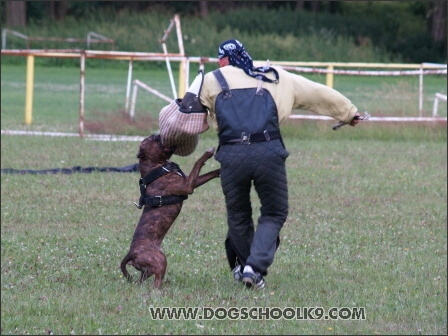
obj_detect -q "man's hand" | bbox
[333,111,370,131]
[349,112,362,126]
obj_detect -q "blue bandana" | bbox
[218,39,279,84]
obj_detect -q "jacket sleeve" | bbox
[289,72,358,124]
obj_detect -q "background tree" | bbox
[1,1,445,63]
[46,1,67,21]
[295,1,304,11]
[199,1,208,18]
[430,0,447,43]
[5,0,26,27]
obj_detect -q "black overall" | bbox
[213,69,289,276]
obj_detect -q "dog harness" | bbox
[134,162,188,209]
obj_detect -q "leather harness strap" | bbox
[134,162,188,209]
[137,194,188,209]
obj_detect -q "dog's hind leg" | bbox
[151,251,167,289]
[134,249,167,288]
[138,270,152,284]
[153,269,166,289]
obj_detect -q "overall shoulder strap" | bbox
[212,69,232,99]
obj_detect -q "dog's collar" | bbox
[134,162,187,209]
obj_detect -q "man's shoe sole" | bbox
[242,277,254,288]
[242,274,265,289]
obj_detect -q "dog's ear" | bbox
[136,146,146,160]
[136,135,155,160]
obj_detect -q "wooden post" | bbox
[24,55,34,125]
[79,52,85,138]
[125,59,133,113]
[326,65,334,88]
[174,14,186,97]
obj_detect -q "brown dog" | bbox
[120,134,220,288]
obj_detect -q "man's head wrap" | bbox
[218,39,279,84]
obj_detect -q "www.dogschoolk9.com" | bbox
[149,306,366,320]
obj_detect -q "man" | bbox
[162,39,361,289]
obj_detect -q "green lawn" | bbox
[1,64,447,335]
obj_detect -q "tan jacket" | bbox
[200,64,358,130]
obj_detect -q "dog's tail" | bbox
[120,254,133,282]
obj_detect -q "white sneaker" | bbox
[242,265,265,289]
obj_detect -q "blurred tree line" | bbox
[2,1,447,63]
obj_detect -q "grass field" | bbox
[1,64,447,335]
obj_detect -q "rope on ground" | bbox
[1,163,139,175]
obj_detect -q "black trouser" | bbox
[215,139,289,276]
